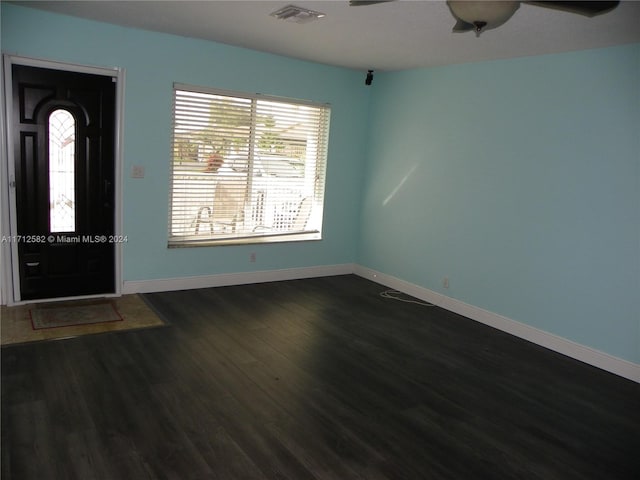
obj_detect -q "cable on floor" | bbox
[379,289,435,307]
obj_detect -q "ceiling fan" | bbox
[349,1,620,35]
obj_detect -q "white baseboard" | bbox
[353,265,640,384]
[123,263,354,295]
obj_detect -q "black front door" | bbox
[12,65,116,300]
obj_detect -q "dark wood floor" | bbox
[2,275,639,479]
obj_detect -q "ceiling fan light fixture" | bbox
[270,4,326,24]
[447,0,520,33]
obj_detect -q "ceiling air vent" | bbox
[270,4,326,24]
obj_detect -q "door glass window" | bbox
[48,109,76,233]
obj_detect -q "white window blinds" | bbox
[169,84,330,246]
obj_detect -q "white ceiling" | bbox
[13,0,640,71]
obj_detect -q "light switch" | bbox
[131,165,145,178]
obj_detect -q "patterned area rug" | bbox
[30,301,123,330]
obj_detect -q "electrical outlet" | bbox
[249,252,256,263]
[442,277,449,289]
[131,165,145,178]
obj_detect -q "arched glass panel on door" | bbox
[48,109,76,232]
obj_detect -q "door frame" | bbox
[1,55,125,305]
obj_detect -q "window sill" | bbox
[168,231,321,248]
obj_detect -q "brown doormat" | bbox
[1,295,166,346]
[30,301,123,330]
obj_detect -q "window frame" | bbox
[168,83,330,248]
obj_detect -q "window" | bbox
[48,109,76,233]
[168,84,330,246]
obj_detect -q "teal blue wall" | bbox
[2,4,639,364]
[359,45,639,363]
[1,4,370,280]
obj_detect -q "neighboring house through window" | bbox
[168,84,330,246]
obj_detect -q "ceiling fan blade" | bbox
[452,18,476,32]
[349,1,395,6]
[524,1,620,17]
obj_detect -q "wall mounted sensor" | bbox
[365,70,374,86]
